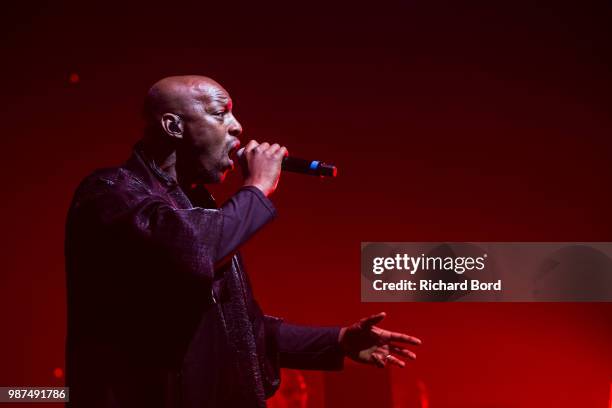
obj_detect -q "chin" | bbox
[194,160,231,184]
[201,170,227,184]
[217,172,228,183]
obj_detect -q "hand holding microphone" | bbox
[238,140,288,197]
[237,140,338,197]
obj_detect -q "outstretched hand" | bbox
[338,312,421,368]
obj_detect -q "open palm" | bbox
[338,312,422,368]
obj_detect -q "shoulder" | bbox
[70,165,155,213]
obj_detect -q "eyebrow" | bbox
[203,89,232,112]
[209,94,231,106]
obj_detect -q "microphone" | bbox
[282,156,337,177]
[236,148,338,177]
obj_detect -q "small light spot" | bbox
[53,368,63,378]
[69,73,80,84]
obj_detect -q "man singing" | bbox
[65,75,421,407]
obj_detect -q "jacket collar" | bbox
[125,140,177,188]
[124,140,218,209]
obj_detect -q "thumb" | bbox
[359,312,386,329]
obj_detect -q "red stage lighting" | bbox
[53,368,63,379]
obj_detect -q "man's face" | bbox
[180,83,242,183]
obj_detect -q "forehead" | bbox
[193,81,231,106]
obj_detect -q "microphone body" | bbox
[236,147,337,177]
[281,156,337,177]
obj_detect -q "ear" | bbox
[161,113,184,139]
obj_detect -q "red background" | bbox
[1,1,611,407]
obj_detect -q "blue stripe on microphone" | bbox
[309,161,320,171]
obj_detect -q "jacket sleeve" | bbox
[71,176,277,284]
[69,174,224,283]
[277,322,345,371]
[217,186,277,261]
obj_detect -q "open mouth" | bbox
[228,143,239,158]
[227,142,241,168]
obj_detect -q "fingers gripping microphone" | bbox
[236,148,338,177]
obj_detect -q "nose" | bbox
[228,114,242,138]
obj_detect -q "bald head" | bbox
[144,75,228,127]
[141,75,242,185]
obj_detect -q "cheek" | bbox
[194,126,225,151]
[184,122,228,163]
[186,121,212,145]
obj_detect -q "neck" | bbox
[140,135,178,183]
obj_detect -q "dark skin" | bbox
[142,75,422,368]
[338,312,421,368]
[143,75,284,194]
